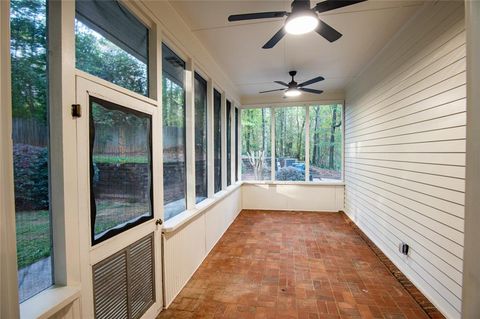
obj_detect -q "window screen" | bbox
[309,104,343,181]
[275,107,306,181]
[90,97,153,245]
[241,108,271,181]
[75,0,149,96]
[213,90,222,193]
[226,100,232,186]
[11,0,53,302]
[194,73,207,203]
[162,44,186,220]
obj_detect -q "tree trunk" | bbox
[328,106,341,169]
[261,108,266,151]
[297,115,306,160]
[312,107,320,166]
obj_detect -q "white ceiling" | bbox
[170,0,423,105]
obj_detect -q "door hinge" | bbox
[72,104,81,118]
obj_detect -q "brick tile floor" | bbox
[157,210,430,319]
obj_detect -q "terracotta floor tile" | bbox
[157,211,431,319]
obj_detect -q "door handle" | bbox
[155,219,163,226]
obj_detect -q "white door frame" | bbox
[76,73,163,318]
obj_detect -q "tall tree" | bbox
[311,106,320,166]
[328,106,342,169]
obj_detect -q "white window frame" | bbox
[240,101,346,185]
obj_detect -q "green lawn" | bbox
[94,200,150,235]
[16,210,51,269]
[93,155,148,164]
[16,200,150,269]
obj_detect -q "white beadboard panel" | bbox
[242,184,344,212]
[163,214,206,307]
[162,187,242,307]
[344,1,465,318]
[205,187,242,254]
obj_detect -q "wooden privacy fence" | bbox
[12,118,48,147]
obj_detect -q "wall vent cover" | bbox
[93,233,155,319]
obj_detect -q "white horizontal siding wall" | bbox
[344,2,465,319]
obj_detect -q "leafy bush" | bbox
[13,144,49,211]
[276,167,305,181]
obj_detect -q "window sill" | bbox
[20,285,81,319]
[162,182,243,233]
[241,180,345,186]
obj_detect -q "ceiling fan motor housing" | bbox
[288,71,298,87]
[291,0,312,12]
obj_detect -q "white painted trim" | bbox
[221,93,227,190]
[19,286,80,319]
[207,79,215,197]
[270,107,276,181]
[237,108,242,181]
[48,0,80,288]
[185,59,196,210]
[75,70,158,106]
[151,21,164,311]
[75,77,163,318]
[162,182,243,233]
[462,1,480,317]
[241,98,345,109]
[230,103,236,183]
[242,181,345,186]
[305,106,310,182]
[0,1,20,317]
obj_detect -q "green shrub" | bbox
[276,167,305,181]
[13,144,49,211]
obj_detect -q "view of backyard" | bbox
[241,105,342,181]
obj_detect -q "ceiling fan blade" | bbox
[298,76,325,87]
[300,88,324,94]
[259,88,285,94]
[314,0,367,14]
[228,11,288,22]
[262,27,287,49]
[315,20,342,42]
[274,81,289,87]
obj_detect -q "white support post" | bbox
[48,0,80,287]
[185,60,196,209]
[230,103,235,184]
[221,93,227,190]
[270,107,276,181]
[151,22,164,309]
[305,106,310,182]
[462,1,480,317]
[207,80,215,197]
[0,1,21,317]
[152,26,164,221]
[238,108,242,181]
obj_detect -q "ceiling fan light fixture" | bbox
[284,11,318,35]
[284,88,301,97]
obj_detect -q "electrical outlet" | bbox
[399,242,409,256]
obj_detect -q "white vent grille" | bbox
[130,235,155,319]
[93,234,155,319]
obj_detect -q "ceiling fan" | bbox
[228,0,366,49]
[260,71,324,97]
